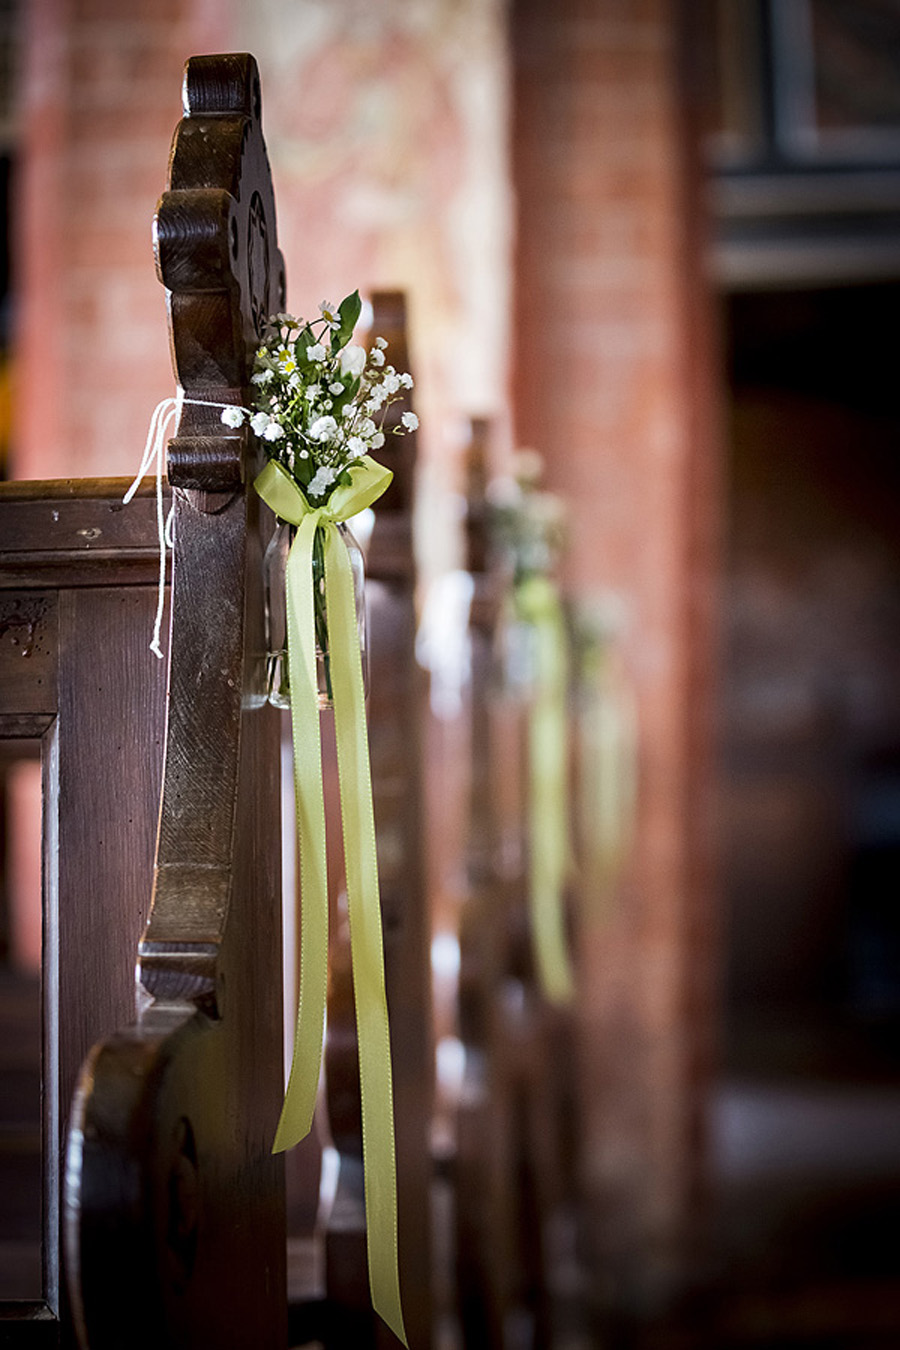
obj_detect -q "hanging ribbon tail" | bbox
[326,526,407,1347]
[254,457,405,1342]
[518,575,576,1005]
[271,508,329,1153]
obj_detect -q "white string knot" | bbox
[125,390,249,660]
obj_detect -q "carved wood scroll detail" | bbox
[141,52,285,1006]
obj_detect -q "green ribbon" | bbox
[254,457,407,1347]
[515,573,575,1005]
[579,639,638,915]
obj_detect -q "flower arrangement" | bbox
[219,290,417,500]
[220,290,418,705]
[226,291,418,1344]
[487,450,575,1006]
[488,449,567,582]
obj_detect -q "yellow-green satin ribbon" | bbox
[515,574,575,1005]
[255,457,407,1347]
[579,641,638,915]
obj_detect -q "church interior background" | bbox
[2,1,900,1345]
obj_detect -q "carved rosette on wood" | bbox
[64,55,288,1350]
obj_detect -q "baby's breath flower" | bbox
[309,415,338,441]
[347,436,366,459]
[221,406,245,428]
[329,382,344,395]
[263,422,285,442]
[399,372,413,389]
[370,431,385,450]
[250,411,271,435]
[252,369,274,386]
[370,348,385,367]
[401,411,419,431]
[374,336,388,349]
[306,342,327,362]
[382,371,401,394]
[308,465,337,499]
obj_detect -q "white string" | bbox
[124,390,248,660]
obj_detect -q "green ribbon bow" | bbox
[254,456,407,1347]
[514,573,575,1005]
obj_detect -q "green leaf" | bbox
[294,326,317,366]
[335,290,362,349]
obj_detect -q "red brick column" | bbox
[511,0,722,1318]
[14,0,232,480]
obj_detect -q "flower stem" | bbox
[312,526,333,702]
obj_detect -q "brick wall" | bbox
[511,0,722,1317]
[13,0,512,595]
[14,0,221,478]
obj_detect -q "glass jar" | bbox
[495,604,539,700]
[264,519,368,710]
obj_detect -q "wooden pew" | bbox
[454,423,576,1349]
[0,52,435,1350]
[0,481,168,1345]
[64,52,289,1350]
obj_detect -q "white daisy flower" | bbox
[318,300,341,329]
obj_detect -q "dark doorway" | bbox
[710,279,900,1344]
